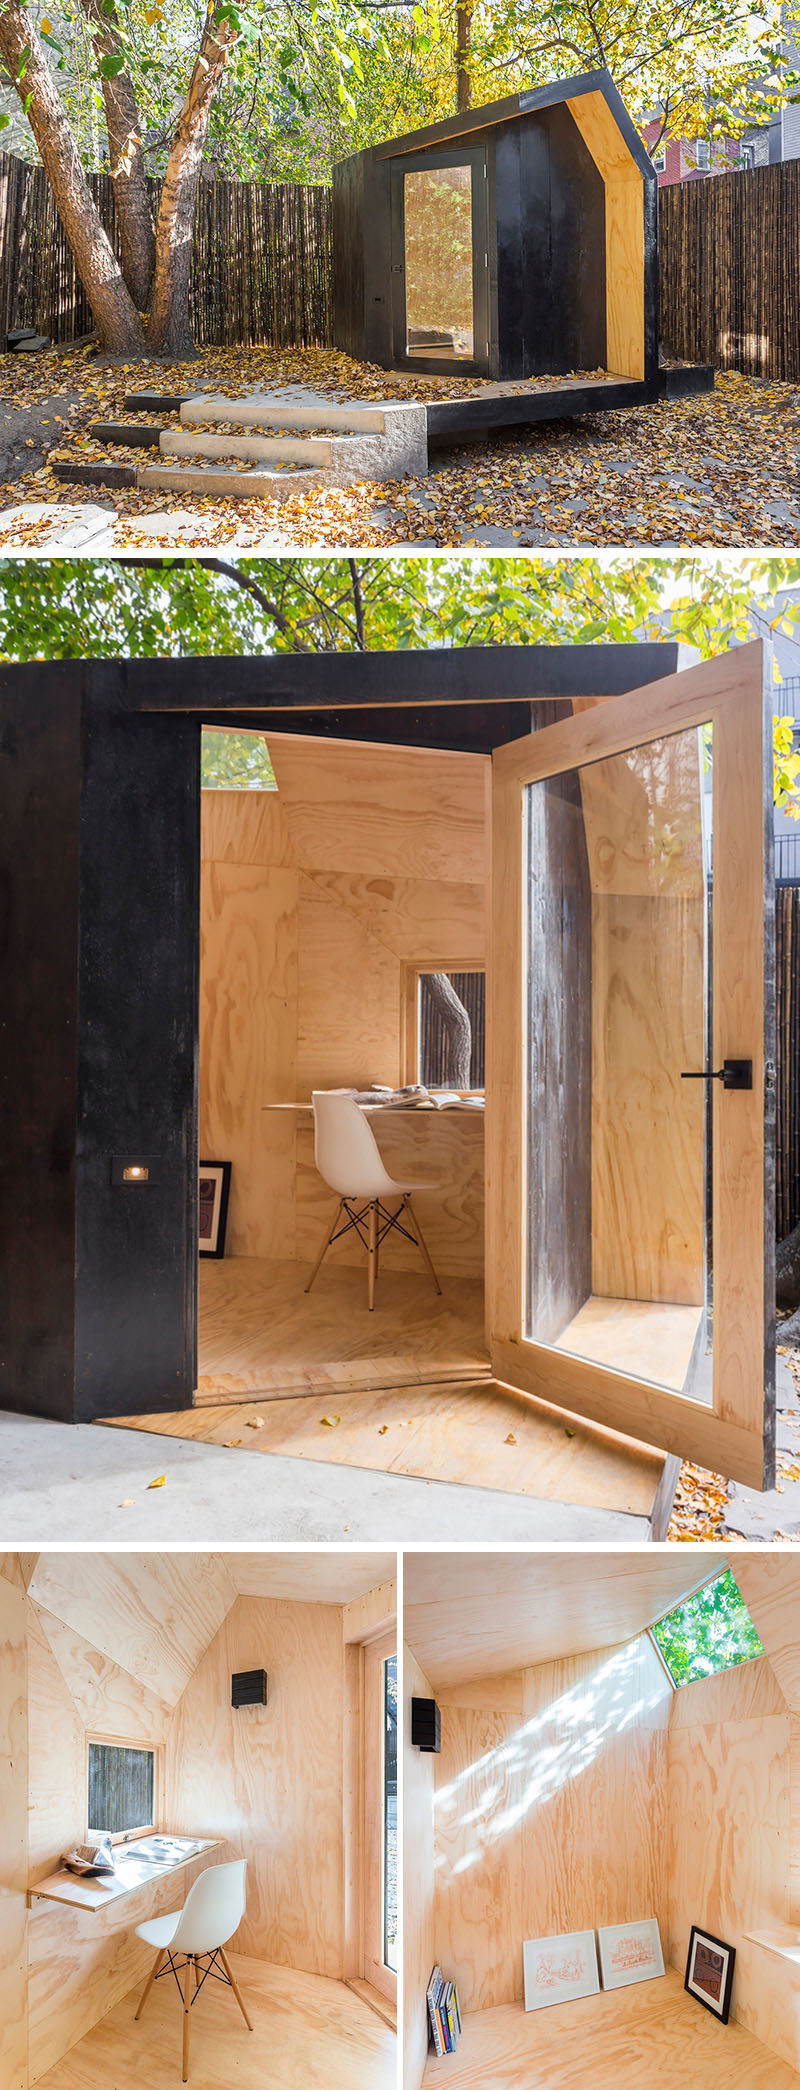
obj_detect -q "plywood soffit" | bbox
[231,1552,397,1605]
[729,1557,800,1711]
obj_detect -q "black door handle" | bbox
[681,1059,753,1090]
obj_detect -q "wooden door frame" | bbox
[487,640,775,1491]
[389,143,491,377]
[3,641,680,1425]
[362,1627,398,2003]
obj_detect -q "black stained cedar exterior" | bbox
[0,641,677,1426]
[332,69,658,390]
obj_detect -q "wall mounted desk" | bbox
[29,1836,222,1912]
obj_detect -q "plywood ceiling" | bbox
[404,1552,727,1688]
[230,1552,397,1604]
[730,1557,800,1711]
[28,1554,238,1708]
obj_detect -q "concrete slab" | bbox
[0,1411,650,1545]
[161,429,337,466]
[0,501,113,548]
[137,462,322,500]
[179,390,388,433]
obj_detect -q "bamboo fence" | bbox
[0,153,332,348]
[658,161,800,380]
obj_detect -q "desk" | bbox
[263,1101,485,1278]
[30,1835,221,1912]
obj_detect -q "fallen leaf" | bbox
[246,1416,265,1429]
[321,1414,340,1428]
[119,1498,136,1507]
[564,1426,575,1438]
[147,1474,166,1489]
[224,1438,243,1447]
[505,1432,516,1444]
[378,1424,389,1434]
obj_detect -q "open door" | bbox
[487,641,775,1490]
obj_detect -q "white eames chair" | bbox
[134,1858,252,2082]
[306,1088,443,1310]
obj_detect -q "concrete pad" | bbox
[0,1411,649,1545]
[0,501,113,548]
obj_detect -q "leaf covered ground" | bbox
[669,1339,800,1542]
[0,343,799,548]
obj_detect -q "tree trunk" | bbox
[456,0,473,113]
[0,8,146,354]
[147,9,236,358]
[426,973,472,1088]
[79,0,155,310]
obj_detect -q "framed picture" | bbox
[598,1919,664,1991]
[523,1930,600,2012]
[685,1926,735,2024]
[198,1161,231,1258]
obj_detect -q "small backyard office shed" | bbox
[332,69,657,391]
[0,638,775,1529]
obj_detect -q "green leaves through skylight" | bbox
[650,1568,764,1688]
[201,729,277,790]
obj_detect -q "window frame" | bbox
[85,1733,161,1845]
[647,1567,764,1690]
[401,959,486,1092]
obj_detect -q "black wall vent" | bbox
[411,1696,441,1752]
[231,1669,268,1708]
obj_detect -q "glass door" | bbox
[390,147,490,375]
[488,644,775,1490]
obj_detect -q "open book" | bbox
[352,1084,484,1111]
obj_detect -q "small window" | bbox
[650,1568,764,1688]
[740,142,756,170]
[652,145,666,172]
[412,969,486,1090]
[694,139,710,170]
[88,1742,156,1839]
[201,727,276,790]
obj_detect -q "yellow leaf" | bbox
[246,1416,265,1428]
[504,1432,516,1444]
[147,1474,166,1489]
[321,1414,340,1428]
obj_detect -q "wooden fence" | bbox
[4,146,800,377]
[658,160,800,381]
[777,883,800,1242]
[0,153,332,349]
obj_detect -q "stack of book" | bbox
[426,1965,462,2055]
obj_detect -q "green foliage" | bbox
[651,1568,764,1687]
[200,726,276,787]
[1,553,799,815]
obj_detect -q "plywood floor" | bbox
[35,1955,395,2090]
[196,1257,488,1399]
[107,1376,667,1519]
[555,1297,705,1394]
[422,1972,800,2090]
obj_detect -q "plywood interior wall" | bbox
[667,1653,800,2072]
[579,735,706,1306]
[200,736,488,1276]
[404,1646,437,2090]
[0,1571,28,2090]
[431,1634,672,2017]
[18,1558,391,2087]
[165,1594,345,1977]
[566,91,645,379]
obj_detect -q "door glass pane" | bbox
[383,1654,397,1971]
[524,723,713,1402]
[404,166,474,359]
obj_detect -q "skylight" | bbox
[650,1568,764,1688]
[201,728,277,790]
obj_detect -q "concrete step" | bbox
[136,461,324,501]
[160,428,338,466]
[54,460,137,489]
[124,389,198,413]
[179,393,387,435]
